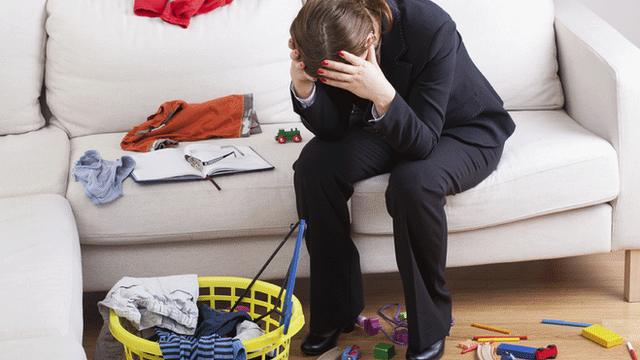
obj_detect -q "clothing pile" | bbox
[73,150,135,205]
[134,0,234,28]
[120,94,261,152]
[72,93,262,205]
[95,274,269,360]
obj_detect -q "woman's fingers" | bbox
[320,60,358,75]
[367,44,378,65]
[317,68,353,82]
[338,50,366,66]
[319,77,350,90]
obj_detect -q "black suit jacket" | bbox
[291,0,516,160]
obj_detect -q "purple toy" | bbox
[357,315,382,336]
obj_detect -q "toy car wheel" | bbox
[292,134,302,143]
[277,136,286,144]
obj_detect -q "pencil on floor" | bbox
[471,323,512,335]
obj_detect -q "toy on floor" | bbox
[398,311,407,321]
[496,344,558,360]
[627,342,638,360]
[581,324,624,348]
[275,128,302,144]
[474,336,528,341]
[341,345,361,360]
[373,342,395,360]
[392,327,408,345]
[496,344,537,359]
[377,304,409,346]
[476,343,496,360]
[541,319,591,328]
[356,314,382,336]
[457,340,478,354]
[535,345,558,360]
[471,323,512,335]
[477,337,523,343]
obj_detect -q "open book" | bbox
[129,144,274,182]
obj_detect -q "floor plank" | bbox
[83,250,640,359]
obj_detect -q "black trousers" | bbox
[292,125,504,351]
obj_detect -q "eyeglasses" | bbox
[184,145,245,172]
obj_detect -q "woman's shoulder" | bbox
[395,0,453,35]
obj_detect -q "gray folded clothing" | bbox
[73,149,135,205]
[98,274,199,335]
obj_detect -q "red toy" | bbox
[535,344,558,360]
[341,345,361,360]
[275,128,302,144]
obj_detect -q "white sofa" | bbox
[1,0,640,357]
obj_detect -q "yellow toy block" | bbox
[581,324,624,348]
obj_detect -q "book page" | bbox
[204,145,272,176]
[130,148,202,181]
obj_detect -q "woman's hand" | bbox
[318,44,396,116]
[289,38,316,99]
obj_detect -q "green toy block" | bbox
[374,342,395,360]
[398,311,407,321]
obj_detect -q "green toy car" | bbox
[275,128,302,144]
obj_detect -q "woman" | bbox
[289,0,515,358]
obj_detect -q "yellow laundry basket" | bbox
[109,276,305,360]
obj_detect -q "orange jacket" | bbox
[121,94,257,152]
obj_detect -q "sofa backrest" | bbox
[44,0,564,138]
[434,0,564,111]
[0,1,47,135]
[45,0,302,137]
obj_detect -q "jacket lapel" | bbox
[381,0,413,96]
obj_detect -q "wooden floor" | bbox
[83,250,640,359]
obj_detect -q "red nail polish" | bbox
[316,69,324,75]
[320,78,327,83]
[321,60,329,66]
[337,51,344,57]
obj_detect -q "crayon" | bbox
[471,323,512,335]
[476,337,522,343]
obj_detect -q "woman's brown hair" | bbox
[290,0,394,77]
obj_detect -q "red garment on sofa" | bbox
[120,95,248,152]
[134,0,233,28]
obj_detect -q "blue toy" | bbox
[496,344,537,360]
[341,345,361,360]
[541,319,591,328]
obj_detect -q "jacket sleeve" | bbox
[291,82,354,141]
[370,20,458,159]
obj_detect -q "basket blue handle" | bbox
[280,218,306,334]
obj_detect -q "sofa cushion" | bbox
[351,110,619,234]
[0,194,83,343]
[45,0,302,137]
[0,335,86,360]
[0,1,47,134]
[433,0,564,110]
[0,126,70,198]
[67,123,314,245]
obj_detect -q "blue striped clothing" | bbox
[156,328,246,360]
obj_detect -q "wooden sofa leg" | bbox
[624,250,640,302]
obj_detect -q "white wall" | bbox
[564,0,640,48]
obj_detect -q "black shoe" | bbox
[300,322,355,356]
[406,338,445,360]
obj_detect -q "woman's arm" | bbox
[291,82,353,141]
[369,20,458,159]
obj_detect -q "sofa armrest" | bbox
[555,0,640,250]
